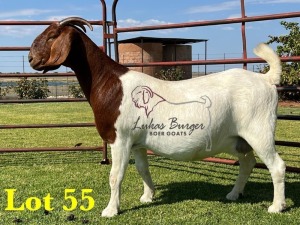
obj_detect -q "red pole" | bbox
[240,0,247,70]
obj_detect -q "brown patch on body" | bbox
[90,70,127,143]
[61,28,129,143]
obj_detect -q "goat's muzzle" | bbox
[28,51,59,74]
[28,51,40,68]
[28,54,33,63]
[28,51,42,70]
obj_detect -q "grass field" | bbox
[0,102,299,224]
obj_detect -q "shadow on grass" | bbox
[124,180,300,214]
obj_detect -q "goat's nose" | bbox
[28,54,33,63]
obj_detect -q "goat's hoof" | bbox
[140,194,153,203]
[101,207,118,217]
[226,191,240,201]
[268,203,285,213]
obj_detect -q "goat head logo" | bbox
[131,86,166,117]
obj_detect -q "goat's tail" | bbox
[253,43,281,85]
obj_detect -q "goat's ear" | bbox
[45,30,73,66]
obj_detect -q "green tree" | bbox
[14,78,50,99]
[0,82,11,97]
[68,83,85,98]
[265,21,300,100]
[155,67,184,81]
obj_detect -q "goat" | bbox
[29,17,286,217]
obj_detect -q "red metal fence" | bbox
[0,0,299,170]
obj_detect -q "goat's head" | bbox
[28,17,93,73]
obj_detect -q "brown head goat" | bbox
[29,17,286,217]
[29,17,128,143]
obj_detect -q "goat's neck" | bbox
[64,34,128,143]
[64,34,128,103]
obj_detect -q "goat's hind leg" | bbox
[246,133,286,213]
[226,147,256,201]
[133,148,155,203]
[256,149,286,213]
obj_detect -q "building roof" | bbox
[118,36,208,45]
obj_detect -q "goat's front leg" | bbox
[133,148,155,203]
[101,142,130,217]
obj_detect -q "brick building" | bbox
[118,37,207,79]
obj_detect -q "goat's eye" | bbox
[47,37,55,42]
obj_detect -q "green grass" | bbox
[274,106,300,168]
[0,154,299,224]
[0,103,101,148]
[0,102,299,224]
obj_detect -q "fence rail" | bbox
[0,73,74,78]
[0,123,94,129]
[0,21,103,26]
[0,146,103,153]
[119,56,300,67]
[114,11,300,33]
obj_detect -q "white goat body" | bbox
[119,67,274,159]
[115,43,281,161]
[103,43,286,216]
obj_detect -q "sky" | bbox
[0,0,300,73]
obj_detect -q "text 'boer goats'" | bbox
[29,17,286,217]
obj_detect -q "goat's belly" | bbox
[143,134,236,161]
[148,144,213,161]
[141,130,215,161]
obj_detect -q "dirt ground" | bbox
[278,101,300,107]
